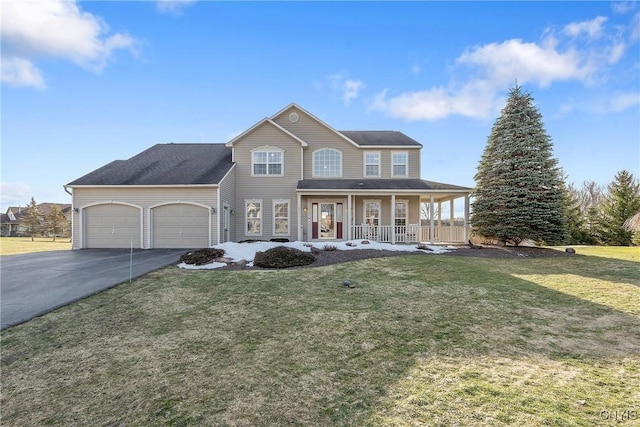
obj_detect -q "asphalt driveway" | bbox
[1,249,185,330]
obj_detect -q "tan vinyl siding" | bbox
[274,106,421,179]
[231,123,301,241]
[218,165,236,244]
[71,186,218,249]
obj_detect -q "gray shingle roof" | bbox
[297,179,471,191]
[339,131,422,147]
[68,144,233,186]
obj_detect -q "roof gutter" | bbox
[63,184,72,196]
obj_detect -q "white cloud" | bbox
[371,14,637,121]
[0,0,138,88]
[156,0,197,15]
[372,82,497,121]
[327,73,365,105]
[457,39,592,87]
[607,42,626,63]
[410,65,421,75]
[563,16,608,38]
[371,37,592,121]
[0,57,45,89]
[612,2,637,15]
[343,79,365,105]
[606,92,640,112]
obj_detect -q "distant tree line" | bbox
[565,171,640,246]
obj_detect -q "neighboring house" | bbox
[66,104,472,249]
[1,204,72,237]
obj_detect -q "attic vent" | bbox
[288,112,299,123]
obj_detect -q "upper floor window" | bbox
[252,148,283,176]
[364,152,380,177]
[313,148,342,177]
[391,151,408,177]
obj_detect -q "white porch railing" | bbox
[350,224,465,243]
[421,225,466,243]
[351,224,420,243]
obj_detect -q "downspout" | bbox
[63,185,74,249]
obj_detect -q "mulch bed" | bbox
[183,244,574,271]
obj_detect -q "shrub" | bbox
[416,243,432,251]
[253,246,315,269]
[345,241,356,247]
[180,248,225,265]
[323,244,338,251]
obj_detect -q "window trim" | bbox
[391,151,409,178]
[312,148,343,178]
[272,199,291,236]
[251,147,284,177]
[363,199,381,227]
[363,151,381,178]
[245,199,263,236]
[394,200,408,227]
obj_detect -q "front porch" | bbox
[297,179,472,245]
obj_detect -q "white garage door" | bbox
[85,204,141,248]
[152,204,210,248]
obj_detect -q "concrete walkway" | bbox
[1,249,185,330]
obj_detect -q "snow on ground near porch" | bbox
[178,241,453,270]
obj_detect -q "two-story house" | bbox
[66,104,472,249]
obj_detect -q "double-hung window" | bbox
[395,201,408,227]
[364,152,381,177]
[313,148,342,177]
[245,199,262,235]
[391,151,408,177]
[364,200,381,227]
[273,199,290,236]
[252,148,283,176]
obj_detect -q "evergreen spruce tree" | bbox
[20,197,41,242]
[598,170,640,246]
[471,85,567,245]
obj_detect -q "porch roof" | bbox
[297,179,472,192]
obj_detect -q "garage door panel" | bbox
[153,204,209,248]
[85,204,141,248]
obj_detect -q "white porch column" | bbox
[297,193,302,242]
[391,194,396,244]
[347,194,352,241]
[437,202,442,226]
[464,195,470,242]
[429,195,435,245]
[418,201,423,242]
[450,199,455,241]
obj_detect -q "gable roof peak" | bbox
[271,103,360,147]
[225,117,308,147]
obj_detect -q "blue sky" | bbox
[2,1,639,212]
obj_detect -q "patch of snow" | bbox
[177,240,451,270]
[177,261,227,270]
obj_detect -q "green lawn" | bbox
[1,248,639,426]
[0,237,71,256]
